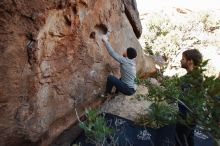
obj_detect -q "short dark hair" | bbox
[127,47,137,59]
[183,49,202,66]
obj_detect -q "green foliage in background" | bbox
[143,10,220,76]
[144,11,220,57]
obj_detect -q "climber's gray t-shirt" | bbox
[105,41,137,90]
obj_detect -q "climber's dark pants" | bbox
[105,75,135,96]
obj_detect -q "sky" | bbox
[136,0,220,14]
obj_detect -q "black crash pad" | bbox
[72,113,214,146]
[72,113,176,146]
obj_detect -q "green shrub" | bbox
[79,108,113,144]
[178,61,220,138]
[136,76,180,127]
[138,60,220,139]
[137,102,178,128]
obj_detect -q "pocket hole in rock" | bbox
[90,32,96,39]
[94,24,108,36]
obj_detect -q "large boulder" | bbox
[0,0,153,145]
[100,85,151,121]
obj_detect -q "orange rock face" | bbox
[0,0,149,145]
